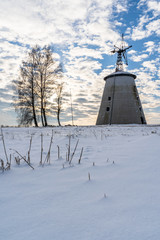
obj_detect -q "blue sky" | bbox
[0,0,160,126]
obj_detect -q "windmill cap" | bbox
[104,71,136,80]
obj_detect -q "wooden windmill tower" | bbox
[96,35,146,125]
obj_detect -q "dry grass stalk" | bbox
[78,147,83,164]
[1,128,9,163]
[11,149,34,170]
[5,162,11,171]
[10,154,11,165]
[88,172,91,181]
[40,133,43,165]
[69,139,79,164]
[27,135,33,164]
[57,145,60,159]
[67,135,71,161]
[15,156,21,165]
[5,154,12,170]
[0,159,5,172]
[0,158,11,172]
[43,130,53,166]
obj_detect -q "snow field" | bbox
[0,126,160,240]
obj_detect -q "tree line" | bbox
[13,45,64,127]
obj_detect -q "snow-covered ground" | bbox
[1,125,160,240]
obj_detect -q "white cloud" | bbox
[130,53,148,62]
[66,46,103,59]
[144,41,155,54]
[0,0,123,45]
[142,60,157,72]
[147,0,160,16]
[131,62,160,113]
[131,15,153,40]
[0,0,126,88]
[132,0,160,40]
[128,49,149,63]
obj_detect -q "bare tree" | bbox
[36,46,63,126]
[13,48,39,127]
[13,45,63,127]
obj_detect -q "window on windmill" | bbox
[106,107,110,111]
[141,117,144,124]
[108,96,111,101]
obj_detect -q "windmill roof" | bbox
[104,71,136,80]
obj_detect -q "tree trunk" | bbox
[41,108,44,127]
[40,73,45,126]
[57,109,61,126]
[31,76,38,127]
[43,107,48,126]
[32,91,38,127]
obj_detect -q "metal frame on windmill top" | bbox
[111,34,132,72]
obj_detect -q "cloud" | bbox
[129,52,148,62]
[142,60,157,72]
[0,0,125,90]
[131,62,160,122]
[147,0,160,16]
[132,0,160,40]
[144,41,155,54]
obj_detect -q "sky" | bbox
[0,0,160,126]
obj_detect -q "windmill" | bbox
[96,34,146,125]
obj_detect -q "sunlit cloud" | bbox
[129,52,148,62]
